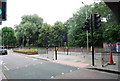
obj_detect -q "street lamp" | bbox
[82,2,89,54]
[2,31,9,49]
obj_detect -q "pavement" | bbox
[0,56,7,81]
[27,51,120,74]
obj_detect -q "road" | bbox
[0,50,119,80]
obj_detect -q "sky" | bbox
[0,0,95,28]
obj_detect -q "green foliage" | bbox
[21,14,43,28]
[38,21,67,47]
[1,27,17,46]
[103,24,120,43]
[37,23,51,46]
[0,29,2,45]
[51,21,66,46]
[15,14,43,46]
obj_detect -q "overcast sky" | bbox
[0,0,95,28]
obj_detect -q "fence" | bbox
[101,52,110,67]
[38,48,54,60]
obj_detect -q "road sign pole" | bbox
[91,14,94,66]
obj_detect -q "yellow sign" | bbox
[90,46,92,51]
[56,47,59,51]
[65,46,68,49]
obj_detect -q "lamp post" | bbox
[2,31,9,49]
[82,2,89,54]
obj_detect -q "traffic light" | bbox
[82,19,90,31]
[0,9,1,15]
[94,14,101,29]
[2,0,7,21]
[63,33,68,42]
[0,1,2,22]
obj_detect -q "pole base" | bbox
[102,62,116,67]
[107,62,116,65]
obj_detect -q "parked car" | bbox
[0,49,8,55]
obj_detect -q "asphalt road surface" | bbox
[1,50,119,80]
[2,51,78,79]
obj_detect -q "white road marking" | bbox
[25,65,28,67]
[25,57,28,58]
[41,62,43,64]
[2,62,5,65]
[0,61,3,65]
[77,68,80,69]
[33,59,37,61]
[62,73,64,75]
[33,64,36,66]
[51,76,54,78]
[70,70,72,72]
[4,65,9,70]
[16,67,19,69]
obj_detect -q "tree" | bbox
[1,27,17,47]
[50,21,66,46]
[21,14,43,29]
[15,14,43,46]
[66,5,91,47]
[0,29,2,45]
[103,24,120,43]
[38,23,51,47]
[22,22,38,46]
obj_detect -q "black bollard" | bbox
[55,46,57,60]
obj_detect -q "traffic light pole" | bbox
[86,30,89,54]
[91,14,94,66]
